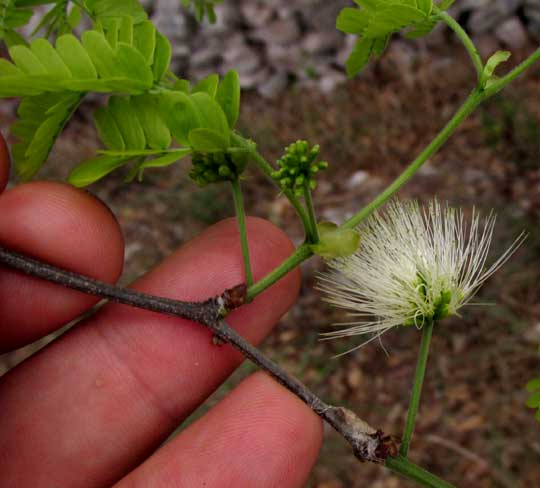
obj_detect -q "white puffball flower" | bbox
[317,199,525,351]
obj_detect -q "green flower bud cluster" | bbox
[189,150,248,187]
[272,140,328,197]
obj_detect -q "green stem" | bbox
[254,152,312,235]
[230,133,313,239]
[72,0,93,18]
[400,320,435,458]
[231,178,254,288]
[386,456,456,488]
[342,46,539,230]
[303,180,320,243]
[246,244,313,301]
[342,88,484,229]
[437,9,484,82]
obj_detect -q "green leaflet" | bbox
[438,0,455,9]
[30,0,71,38]
[337,0,442,77]
[526,378,540,422]
[133,21,156,64]
[30,38,71,77]
[0,0,33,44]
[139,148,192,170]
[9,43,47,74]
[189,128,229,152]
[55,34,97,79]
[159,91,203,146]
[3,0,146,41]
[84,0,147,24]
[527,378,540,392]
[405,18,438,39]
[346,38,375,78]
[192,73,219,98]
[95,95,172,152]
[94,105,125,151]
[353,0,378,10]
[11,92,83,180]
[115,43,154,88]
[336,8,369,35]
[152,31,171,81]
[68,154,132,187]
[108,96,146,151]
[191,92,230,143]
[158,79,235,147]
[364,6,427,38]
[130,95,172,150]
[216,70,240,129]
[0,20,171,98]
[180,0,223,24]
[78,93,188,185]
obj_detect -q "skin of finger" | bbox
[0,182,124,352]
[0,132,9,192]
[116,372,323,488]
[0,217,301,487]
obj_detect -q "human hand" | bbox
[0,132,322,487]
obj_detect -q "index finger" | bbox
[0,217,302,487]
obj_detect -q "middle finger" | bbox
[0,217,300,487]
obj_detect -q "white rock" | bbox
[525,0,540,22]
[530,21,540,41]
[222,50,262,77]
[241,2,276,28]
[266,43,302,71]
[346,171,370,189]
[190,45,222,68]
[318,69,346,94]
[472,34,502,59]
[302,31,342,55]
[239,67,271,90]
[495,16,529,49]
[257,71,289,99]
[467,0,522,34]
[251,18,301,45]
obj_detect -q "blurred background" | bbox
[1,1,540,486]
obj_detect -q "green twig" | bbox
[303,180,319,243]
[252,149,312,236]
[341,46,539,230]
[230,133,313,239]
[386,456,456,488]
[246,244,313,301]
[231,178,254,288]
[341,88,485,229]
[437,9,484,82]
[400,320,435,457]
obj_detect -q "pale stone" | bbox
[302,32,342,55]
[241,2,276,28]
[257,71,289,99]
[251,18,301,45]
[495,16,529,49]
